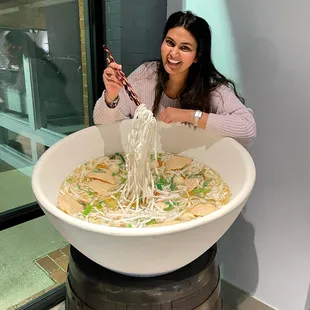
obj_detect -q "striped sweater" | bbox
[93,62,256,148]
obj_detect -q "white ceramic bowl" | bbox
[32,121,256,277]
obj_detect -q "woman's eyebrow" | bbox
[166,36,192,46]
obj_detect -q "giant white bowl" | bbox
[32,121,256,277]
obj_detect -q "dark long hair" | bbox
[152,11,244,115]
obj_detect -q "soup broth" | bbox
[57,152,231,228]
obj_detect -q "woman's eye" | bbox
[166,39,174,46]
[181,46,190,51]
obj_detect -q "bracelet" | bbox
[104,90,120,109]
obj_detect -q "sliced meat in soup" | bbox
[165,155,192,170]
[88,180,116,197]
[58,194,84,215]
[189,203,218,216]
[87,170,119,185]
[185,178,200,192]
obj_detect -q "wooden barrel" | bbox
[66,244,222,310]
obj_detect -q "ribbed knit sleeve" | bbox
[207,85,256,147]
[93,62,158,124]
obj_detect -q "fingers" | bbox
[106,58,122,70]
[104,75,123,88]
[103,58,124,93]
[103,67,123,87]
[159,111,172,124]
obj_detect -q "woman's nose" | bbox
[170,46,179,57]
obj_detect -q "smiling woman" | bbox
[161,27,198,77]
[94,11,256,148]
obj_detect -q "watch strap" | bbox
[104,90,120,108]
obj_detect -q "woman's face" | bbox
[161,26,198,77]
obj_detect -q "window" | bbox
[0,0,93,308]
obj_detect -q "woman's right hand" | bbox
[103,60,123,101]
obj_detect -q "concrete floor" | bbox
[0,216,67,310]
[0,160,35,213]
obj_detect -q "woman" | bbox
[93,11,256,148]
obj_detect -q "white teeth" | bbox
[168,59,181,64]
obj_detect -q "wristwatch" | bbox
[104,90,120,108]
[193,110,203,127]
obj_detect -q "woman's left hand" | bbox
[159,107,191,124]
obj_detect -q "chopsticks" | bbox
[103,45,141,106]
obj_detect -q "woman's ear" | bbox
[194,53,201,63]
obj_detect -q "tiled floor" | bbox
[35,245,70,284]
[0,159,70,309]
[0,217,68,310]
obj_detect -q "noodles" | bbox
[121,104,158,209]
[57,152,231,228]
[57,105,232,228]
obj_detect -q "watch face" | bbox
[195,110,203,118]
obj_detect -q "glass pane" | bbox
[0,216,68,309]
[5,129,32,160]
[0,0,89,213]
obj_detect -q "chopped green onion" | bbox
[83,204,92,215]
[97,201,103,209]
[156,183,163,190]
[156,176,168,190]
[188,173,201,178]
[92,169,106,173]
[146,219,157,226]
[164,202,174,211]
[115,152,125,164]
[170,177,176,191]
[192,188,211,196]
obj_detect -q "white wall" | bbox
[183,1,310,309]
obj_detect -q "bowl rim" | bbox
[31,124,256,237]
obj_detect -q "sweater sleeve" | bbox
[206,85,257,148]
[93,63,150,125]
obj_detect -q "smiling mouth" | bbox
[167,58,181,65]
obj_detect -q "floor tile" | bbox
[36,257,59,274]
[60,245,70,257]
[50,269,67,284]
[55,255,69,271]
[49,250,64,260]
